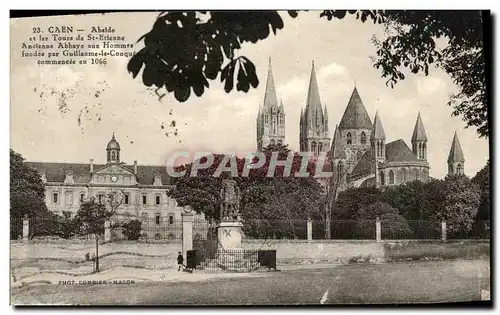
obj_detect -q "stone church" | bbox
[26,134,205,240]
[255,59,466,191]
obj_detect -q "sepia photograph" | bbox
[9,9,491,306]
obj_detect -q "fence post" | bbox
[22,215,29,242]
[441,221,447,242]
[376,217,381,242]
[307,217,312,241]
[182,212,194,260]
[104,220,111,242]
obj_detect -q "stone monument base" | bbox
[217,220,243,250]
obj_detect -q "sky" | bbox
[10,11,489,179]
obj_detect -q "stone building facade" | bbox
[26,134,207,240]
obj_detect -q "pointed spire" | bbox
[279,99,284,111]
[330,124,346,159]
[372,111,386,140]
[411,111,428,142]
[304,60,323,117]
[448,131,465,162]
[338,87,373,130]
[263,57,278,109]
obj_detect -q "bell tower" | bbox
[106,132,121,164]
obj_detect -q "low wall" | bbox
[242,239,385,264]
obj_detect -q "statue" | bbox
[219,179,241,221]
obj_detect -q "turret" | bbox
[447,131,465,176]
[411,112,428,160]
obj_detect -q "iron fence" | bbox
[10,217,23,240]
[26,216,104,241]
[242,219,308,240]
[188,248,276,271]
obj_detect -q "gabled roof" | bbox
[330,125,346,159]
[338,87,373,130]
[25,162,171,185]
[350,149,375,178]
[372,111,386,140]
[384,139,420,163]
[262,58,279,109]
[411,112,428,142]
[448,132,465,162]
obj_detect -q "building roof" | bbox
[372,111,386,140]
[106,133,120,150]
[25,162,171,185]
[330,125,346,159]
[338,87,373,130]
[448,132,465,162]
[411,112,428,142]
[262,58,279,109]
[304,61,323,119]
[384,139,420,163]
[350,149,375,179]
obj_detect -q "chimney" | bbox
[134,160,138,174]
[90,159,94,173]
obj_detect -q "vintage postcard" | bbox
[9,10,491,305]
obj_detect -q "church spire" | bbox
[305,60,322,116]
[448,131,465,176]
[372,111,386,140]
[411,111,428,142]
[263,57,278,109]
[338,87,373,130]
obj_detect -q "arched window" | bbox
[311,142,317,155]
[107,151,111,161]
[418,143,422,159]
[457,164,463,174]
[422,143,427,159]
[111,151,116,161]
[318,143,323,153]
[402,168,408,183]
[117,152,120,161]
[360,132,366,145]
[389,170,395,184]
[448,164,453,175]
[415,169,420,181]
[337,161,344,178]
[346,132,352,145]
[379,171,385,186]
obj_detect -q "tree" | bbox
[10,149,51,239]
[423,175,481,235]
[472,160,490,221]
[383,180,427,221]
[128,10,488,137]
[75,191,124,236]
[333,187,384,220]
[122,219,142,240]
[353,201,412,239]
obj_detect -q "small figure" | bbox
[91,253,96,271]
[177,252,184,271]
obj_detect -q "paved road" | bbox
[11,260,490,305]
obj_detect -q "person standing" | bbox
[177,252,183,271]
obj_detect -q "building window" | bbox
[457,164,463,174]
[155,195,161,205]
[402,168,408,183]
[346,132,352,145]
[360,132,366,145]
[124,194,130,205]
[98,194,104,204]
[111,151,116,161]
[155,214,161,225]
[142,195,147,205]
[107,151,111,161]
[80,193,85,203]
[422,143,426,159]
[380,171,385,186]
[52,193,58,204]
[311,142,317,155]
[389,170,395,184]
[169,214,174,225]
[318,143,323,153]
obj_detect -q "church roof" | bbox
[330,125,346,159]
[372,111,386,140]
[350,149,375,178]
[384,139,420,162]
[262,58,279,109]
[411,112,428,142]
[304,61,323,119]
[338,87,373,130]
[448,132,465,162]
[25,162,171,185]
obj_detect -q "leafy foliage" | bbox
[353,202,412,239]
[129,10,487,137]
[122,219,142,240]
[471,160,490,221]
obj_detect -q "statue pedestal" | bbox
[217,220,243,250]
